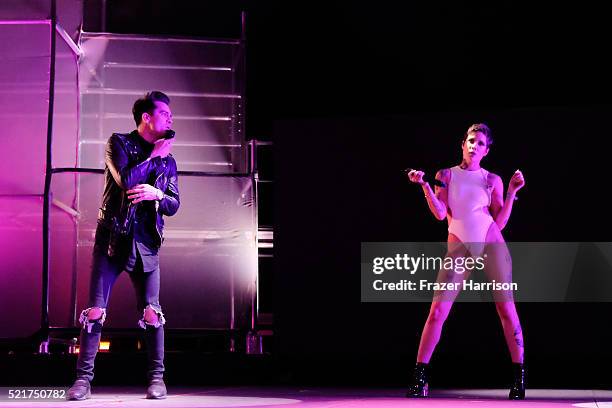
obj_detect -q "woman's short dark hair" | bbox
[463,123,493,147]
[132,91,171,126]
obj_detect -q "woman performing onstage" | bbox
[406,123,526,400]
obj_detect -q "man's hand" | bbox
[127,184,163,203]
[150,138,173,159]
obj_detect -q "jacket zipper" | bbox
[153,165,165,243]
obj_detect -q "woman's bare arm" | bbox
[417,169,449,221]
[491,171,524,230]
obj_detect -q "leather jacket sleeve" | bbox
[158,157,180,216]
[105,134,161,190]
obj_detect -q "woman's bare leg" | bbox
[416,234,469,363]
[484,223,524,363]
[416,300,455,363]
[495,301,524,363]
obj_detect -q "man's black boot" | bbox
[67,323,101,400]
[144,325,166,399]
[146,378,167,399]
[67,378,91,401]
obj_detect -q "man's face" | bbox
[144,101,172,136]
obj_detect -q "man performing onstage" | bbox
[67,91,179,400]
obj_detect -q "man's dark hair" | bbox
[132,91,171,126]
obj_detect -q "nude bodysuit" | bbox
[447,166,494,252]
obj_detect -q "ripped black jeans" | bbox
[85,224,164,323]
[75,224,165,382]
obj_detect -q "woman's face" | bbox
[462,131,489,163]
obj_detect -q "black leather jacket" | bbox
[98,131,180,249]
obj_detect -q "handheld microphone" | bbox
[163,129,175,139]
[403,168,447,188]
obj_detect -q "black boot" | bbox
[67,324,101,400]
[67,378,91,401]
[146,378,167,399]
[144,325,166,399]
[508,363,526,400]
[406,362,429,397]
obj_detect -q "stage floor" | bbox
[1,387,611,407]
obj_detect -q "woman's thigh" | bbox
[483,223,514,302]
[431,233,473,302]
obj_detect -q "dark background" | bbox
[80,0,612,388]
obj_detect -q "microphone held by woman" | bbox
[404,168,447,188]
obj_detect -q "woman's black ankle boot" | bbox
[406,362,429,397]
[508,363,526,400]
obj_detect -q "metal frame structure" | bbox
[37,8,264,354]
